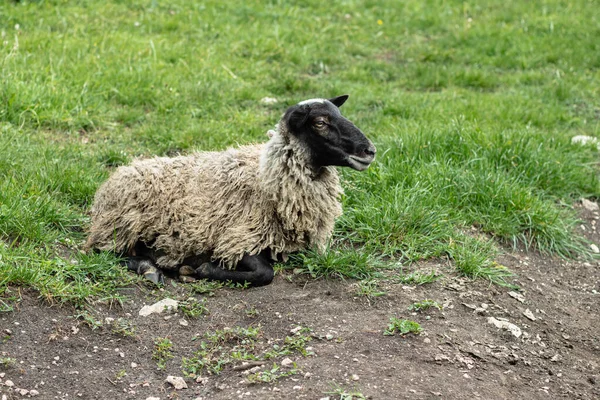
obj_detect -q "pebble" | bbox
[290,326,303,335]
[582,198,600,211]
[293,385,303,390]
[351,374,359,381]
[260,97,278,105]
[487,317,522,338]
[4,380,14,387]
[572,135,600,150]
[165,376,187,390]
[591,244,600,254]
[281,358,294,368]
[139,299,179,317]
[146,397,160,400]
[508,291,525,303]
[179,319,189,327]
[523,309,536,321]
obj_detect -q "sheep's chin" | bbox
[347,155,373,171]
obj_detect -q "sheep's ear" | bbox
[328,95,349,108]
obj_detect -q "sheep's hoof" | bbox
[195,262,214,279]
[179,275,196,283]
[179,265,196,276]
[143,269,165,286]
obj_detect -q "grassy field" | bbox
[1,0,599,307]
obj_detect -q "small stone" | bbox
[325,334,334,340]
[29,390,40,397]
[508,291,525,303]
[424,337,431,344]
[165,376,188,390]
[293,385,303,390]
[582,199,600,211]
[139,299,179,317]
[281,358,294,368]
[351,374,359,381]
[572,135,600,150]
[179,319,189,327]
[488,317,522,338]
[260,97,278,105]
[16,389,29,396]
[196,376,209,385]
[523,309,536,321]
[590,244,600,254]
[131,362,138,368]
[290,326,303,335]
[4,379,14,387]
[146,397,160,400]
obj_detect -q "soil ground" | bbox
[1,206,599,400]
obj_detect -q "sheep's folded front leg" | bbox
[194,253,274,286]
[125,256,165,285]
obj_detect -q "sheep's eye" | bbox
[314,120,326,128]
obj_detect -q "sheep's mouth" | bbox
[348,154,374,171]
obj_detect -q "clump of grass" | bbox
[246,363,300,384]
[179,297,208,318]
[394,270,440,285]
[110,318,136,338]
[153,337,174,370]
[325,387,367,400]
[285,246,383,281]
[0,356,16,369]
[355,280,386,299]
[182,326,313,378]
[383,318,423,336]
[183,326,262,377]
[408,299,442,312]
[74,311,103,330]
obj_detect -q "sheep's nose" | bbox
[364,146,376,157]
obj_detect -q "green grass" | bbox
[383,318,423,336]
[153,337,174,370]
[1,0,599,303]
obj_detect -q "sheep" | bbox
[85,95,376,286]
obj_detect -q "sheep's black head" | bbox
[283,95,376,171]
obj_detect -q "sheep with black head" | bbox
[85,95,376,286]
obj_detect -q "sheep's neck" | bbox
[260,134,326,188]
[260,132,339,209]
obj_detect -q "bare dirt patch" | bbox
[1,208,599,400]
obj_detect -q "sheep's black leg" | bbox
[194,253,274,286]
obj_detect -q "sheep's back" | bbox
[86,145,265,268]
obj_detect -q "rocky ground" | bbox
[1,204,599,400]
